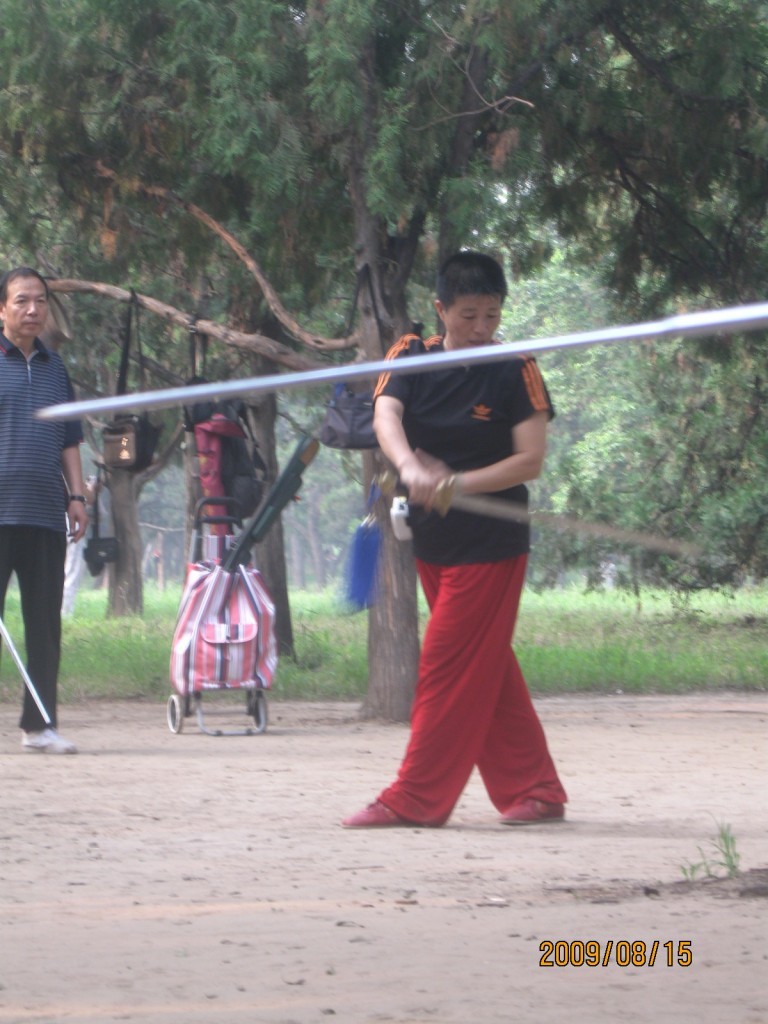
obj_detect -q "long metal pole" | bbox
[377,471,703,557]
[37,301,768,422]
[0,613,52,726]
[442,489,702,557]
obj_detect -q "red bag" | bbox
[193,415,247,534]
[170,561,277,696]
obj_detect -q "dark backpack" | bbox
[184,387,267,520]
[220,428,267,519]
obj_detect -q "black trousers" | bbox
[0,526,66,731]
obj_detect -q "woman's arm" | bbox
[375,397,549,509]
[457,410,549,496]
[374,396,451,510]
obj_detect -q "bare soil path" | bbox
[1,693,766,1024]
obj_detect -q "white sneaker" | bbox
[21,728,77,754]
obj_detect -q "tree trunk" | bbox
[341,46,427,717]
[347,198,422,719]
[358,441,420,720]
[107,469,144,615]
[349,36,492,717]
[363,474,419,721]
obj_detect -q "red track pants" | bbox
[378,556,567,825]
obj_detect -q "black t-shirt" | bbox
[374,334,554,565]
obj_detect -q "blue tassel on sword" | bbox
[344,482,382,612]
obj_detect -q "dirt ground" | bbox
[0,692,766,1024]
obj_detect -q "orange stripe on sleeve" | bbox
[521,357,549,412]
[373,334,421,400]
[373,373,391,399]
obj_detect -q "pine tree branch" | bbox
[46,278,324,373]
[93,161,360,354]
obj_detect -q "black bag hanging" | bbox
[319,383,377,450]
[102,291,162,473]
[219,415,268,518]
[318,265,379,451]
[84,468,119,576]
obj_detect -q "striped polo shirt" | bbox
[0,333,83,533]
[374,333,555,565]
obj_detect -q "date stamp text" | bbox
[539,939,693,968]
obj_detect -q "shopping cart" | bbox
[167,434,319,736]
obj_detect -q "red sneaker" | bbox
[500,798,565,826]
[341,800,410,828]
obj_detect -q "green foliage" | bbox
[559,339,768,590]
[502,246,768,590]
[1,0,767,609]
[3,0,766,302]
[0,582,765,704]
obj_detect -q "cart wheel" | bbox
[167,693,184,734]
[247,689,268,734]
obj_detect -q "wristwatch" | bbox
[68,495,87,503]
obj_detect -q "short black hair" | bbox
[0,267,49,305]
[436,251,507,308]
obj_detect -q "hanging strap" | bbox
[115,290,144,396]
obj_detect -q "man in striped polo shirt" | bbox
[0,267,89,754]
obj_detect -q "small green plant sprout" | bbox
[681,819,741,881]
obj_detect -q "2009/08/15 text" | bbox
[539,940,693,968]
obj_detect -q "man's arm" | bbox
[61,446,90,541]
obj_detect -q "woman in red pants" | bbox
[342,251,567,828]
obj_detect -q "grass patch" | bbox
[276,593,371,700]
[516,586,768,694]
[0,581,765,705]
[681,820,742,881]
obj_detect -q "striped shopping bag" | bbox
[170,561,277,695]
